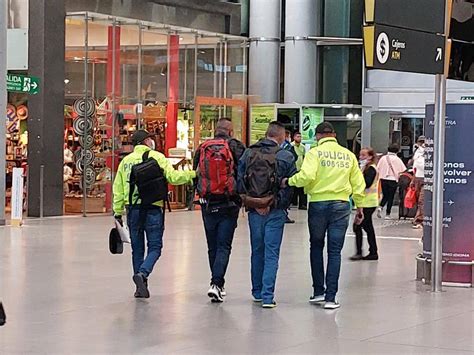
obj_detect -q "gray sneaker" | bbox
[376,207,382,218]
[309,295,325,305]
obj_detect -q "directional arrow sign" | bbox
[6,74,40,95]
[364,24,447,75]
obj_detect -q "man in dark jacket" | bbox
[193,118,245,303]
[238,121,296,308]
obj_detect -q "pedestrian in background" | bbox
[350,147,380,261]
[412,136,426,229]
[194,118,245,303]
[238,121,296,308]
[291,131,307,210]
[281,129,297,223]
[113,130,195,298]
[285,122,365,309]
[376,144,406,219]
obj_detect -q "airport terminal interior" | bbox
[1,0,474,354]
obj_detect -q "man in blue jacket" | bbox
[238,121,296,308]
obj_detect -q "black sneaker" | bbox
[349,254,363,261]
[362,254,379,261]
[285,217,295,224]
[134,278,148,298]
[207,284,224,303]
[133,273,150,298]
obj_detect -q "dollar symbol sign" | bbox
[380,39,386,57]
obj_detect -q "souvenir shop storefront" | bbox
[7,13,247,216]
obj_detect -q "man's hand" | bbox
[114,214,123,226]
[255,207,270,216]
[354,208,364,225]
[280,178,289,189]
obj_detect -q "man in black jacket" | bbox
[238,121,296,308]
[194,118,245,303]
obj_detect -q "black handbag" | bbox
[109,228,124,254]
[0,302,6,326]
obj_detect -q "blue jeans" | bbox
[308,201,350,302]
[248,209,286,304]
[127,207,164,277]
[201,207,239,288]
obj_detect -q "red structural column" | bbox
[105,25,121,211]
[165,35,180,155]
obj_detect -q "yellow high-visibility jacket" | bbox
[113,145,195,215]
[288,137,365,206]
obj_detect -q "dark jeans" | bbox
[353,207,377,256]
[380,179,398,215]
[201,207,239,288]
[127,207,164,277]
[308,201,350,302]
[248,209,286,304]
[292,187,308,209]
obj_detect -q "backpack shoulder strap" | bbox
[143,151,150,161]
[129,167,136,206]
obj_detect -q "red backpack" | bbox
[197,139,235,198]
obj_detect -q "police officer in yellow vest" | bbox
[113,130,195,298]
[350,148,380,262]
[283,122,365,309]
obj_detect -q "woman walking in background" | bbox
[351,148,380,261]
[376,144,406,219]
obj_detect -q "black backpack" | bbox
[129,151,168,206]
[242,143,280,209]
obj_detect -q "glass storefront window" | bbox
[64,12,248,215]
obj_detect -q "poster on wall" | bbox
[250,105,275,144]
[423,103,474,284]
[301,107,324,144]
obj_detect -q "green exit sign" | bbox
[6,74,40,94]
[460,96,474,101]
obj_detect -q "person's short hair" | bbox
[315,122,335,134]
[293,131,301,138]
[388,143,400,153]
[417,135,426,143]
[215,117,233,134]
[266,121,286,138]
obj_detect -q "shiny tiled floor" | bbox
[1,210,473,354]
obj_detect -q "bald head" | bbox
[215,117,233,137]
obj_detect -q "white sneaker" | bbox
[323,301,341,310]
[384,215,392,220]
[376,207,382,219]
[207,285,224,303]
[221,287,226,297]
[412,224,423,230]
[309,295,325,305]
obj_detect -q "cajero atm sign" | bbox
[364,24,447,75]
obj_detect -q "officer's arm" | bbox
[237,150,248,194]
[350,157,366,207]
[154,152,196,185]
[288,149,319,187]
[112,161,125,215]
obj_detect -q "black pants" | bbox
[353,207,377,256]
[201,207,239,288]
[380,179,398,215]
[292,187,307,208]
